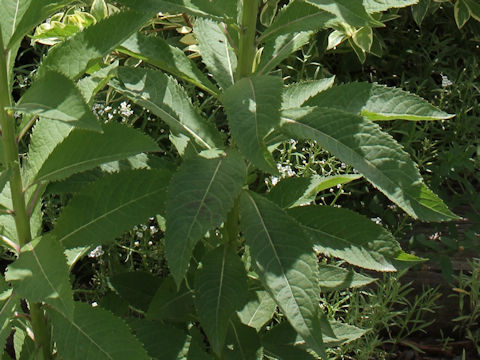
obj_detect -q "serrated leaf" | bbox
[239,191,325,357]
[166,151,246,285]
[363,0,418,13]
[318,264,375,291]
[38,10,151,80]
[111,66,222,152]
[257,31,313,76]
[53,169,172,250]
[267,174,361,209]
[455,0,471,28]
[77,61,119,104]
[306,82,453,121]
[288,205,401,271]
[5,236,74,318]
[305,0,382,27]
[195,246,248,355]
[281,107,458,222]
[119,33,219,96]
[262,322,317,360]
[49,302,150,360]
[13,326,36,360]
[147,276,195,322]
[237,288,276,331]
[223,76,282,172]
[411,0,431,26]
[323,321,366,346]
[259,1,334,42]
[128,319,190,360]
[31,123,159,185]
[225,319,263,360]
[15,71,101,132]
[109,272,161,312]
[281,77,335,109]
[194,18,237,89]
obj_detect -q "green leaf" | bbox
[257,31,313,76]
[0,0,30,47]
[455,0,471,28]
[239,191,325,357]
[13,326,36,360]
[48,302,150,360]
[194,18,237,90]
[225,319,263,360]
[262,322,317,360]
[53,169,172,250]
[223,76,282,172]
[352,27,373,52]
[77,61,119,104]
[0,281,17,355]
[267,174,362,209]
[323,321,366,346]
[128,319,190,360]
[237,288,277,331]
[318,264,375,291]
[259,1,333,42]
[281,107,458,221]
[31,122,159,185]
[109,272,161,312]
[288,205,401,271]
[465,0,480,21]
[281,77,335,109]
[147,276,195,322]
[305,0,382,27]
[111,66,222,152]
[411,0,431,26]
[195,246,248,355]
[166,152,246,285]
[260,0,281,26]
[5,236,74,318]
[119,33,219,96]
[306,82,454,121]
[14,71,101,132]
[91,0,109,21]
[362,0,418,13]
[0,169,11,195]
[38,10,151,80]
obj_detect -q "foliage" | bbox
[0,0,457,359]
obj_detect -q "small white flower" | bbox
[441,75,452,88]
[134,241,140,247]
[91,302,98,307]
[371,217,382,225]
[88,245,104,258]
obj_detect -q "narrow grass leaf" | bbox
[166,151,246,285]
[281,77,335,109]
[317,264,375,291]
[223,76,282,172]
[237,289,277,331]
[195,19,237,90]
[195,246,248,356]
[48,302,150,360]
[111,66,222,151]
[5,236,74,318]
[32,123,159,184]
[306,82,454,121]
[53,169,172,250]
[239,191,325,356]
[119,33,219,96]
[38,10,151,80]
[281,107,458,221]
[15,71,101,132]
[288,205,401,271]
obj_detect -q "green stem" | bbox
[0,27,52,360]
[237,0,259,79]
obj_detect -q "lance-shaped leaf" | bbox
[225,319,263,360]
[281,107,458,222]
[111,67,222,151]
[363,0,418,13]
[288,205,401,271]
[259,1,334,42]
[48,302,150,360]
[31,123,159,185]
[223,76,282,172]
[38,10,152,80]
[53,169,172,250]
[267,174,361,209]
[195,19,237,90]
[305,0,382,27]
[323,321,366,346]
[317,264,375,291]
[5,236,74,318]
[15,71,101,132]
[119,33,219,96]
[257,31,313,76]
[239,191,325,356]
[281,77,335,109]
[166,151,246,285]
[237,288,277,331]
[306,82,454,121]
[195,246,248,356]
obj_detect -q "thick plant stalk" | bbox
[237,0,259,78]
[0,28,52,360]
